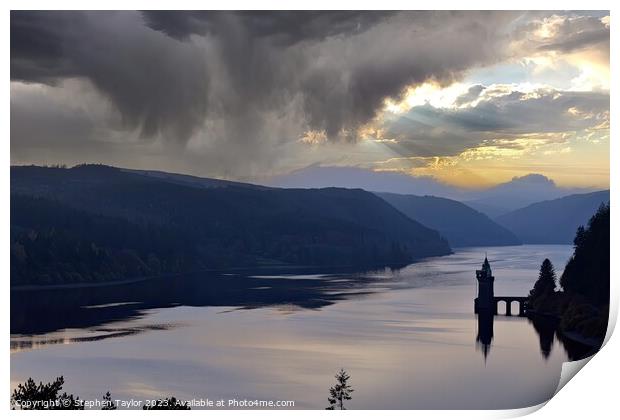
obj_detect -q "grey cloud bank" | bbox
[10,10,610,182]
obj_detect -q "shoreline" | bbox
[559,329,604,349]
[10,259,422,292]
[10,274,164,292]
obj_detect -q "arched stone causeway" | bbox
[473,256,529,317]
[493,296,528,316]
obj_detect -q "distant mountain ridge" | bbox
[464,174,591,218]
[11,165,451,286]
[268,166,596,217]
[268,166,464,198]
[495,190,610,244]
[377,192,521,247]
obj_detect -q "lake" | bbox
[10,245,591,409]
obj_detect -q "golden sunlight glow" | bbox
[296,13,609,191]
[299,130,328,145]
[370,126,608,190]
[382,82,470,114]
[567,54,610,91]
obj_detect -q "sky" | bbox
[10,11,610,189]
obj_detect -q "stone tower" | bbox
[474,256,495,314]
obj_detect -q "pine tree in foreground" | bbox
[10,376,83,410]
[102,391,116,410]
[326,368,354,410]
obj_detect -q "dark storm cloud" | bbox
[11,11,516,147]
[142,10,394,44]
[21,10,614,178]
[10,12,79,81]
[298,11,517,139]
[11,11,209,142]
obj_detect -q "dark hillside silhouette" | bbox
[496,190,610,244]
[378,192,520,247]
[465,174,590,217]
[11,165,450,286]
[11,194,200,286]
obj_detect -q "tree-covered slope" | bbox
[11,165,451,286]
[528,204,610,344]
[561,204,610,306]
[376,192,520,247]
[495,190,610,244]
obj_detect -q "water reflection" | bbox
[11,324,178,352]
[475,309,494,360]
[476,310,595,362]
[530,315,597,361]
[12,246,594,409]
[11,266,405,336]
[529,315,556,359]
[14,263,597,363]
[13,259,597,362]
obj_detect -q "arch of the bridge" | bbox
[494,297,527,316]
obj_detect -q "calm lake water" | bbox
[11,245,591,409]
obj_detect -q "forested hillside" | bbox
[11,165,451,286]
[496,190,610,244]
[377,192,520,247]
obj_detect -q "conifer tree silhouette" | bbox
[326,369,354,410]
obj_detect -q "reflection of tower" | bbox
[474,256,495,314]
[475,255,495,361]
[476,309,494,360]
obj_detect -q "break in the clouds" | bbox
[379,85,609,157]
[10,10,610,187]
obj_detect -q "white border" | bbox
[3,2,616,419]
